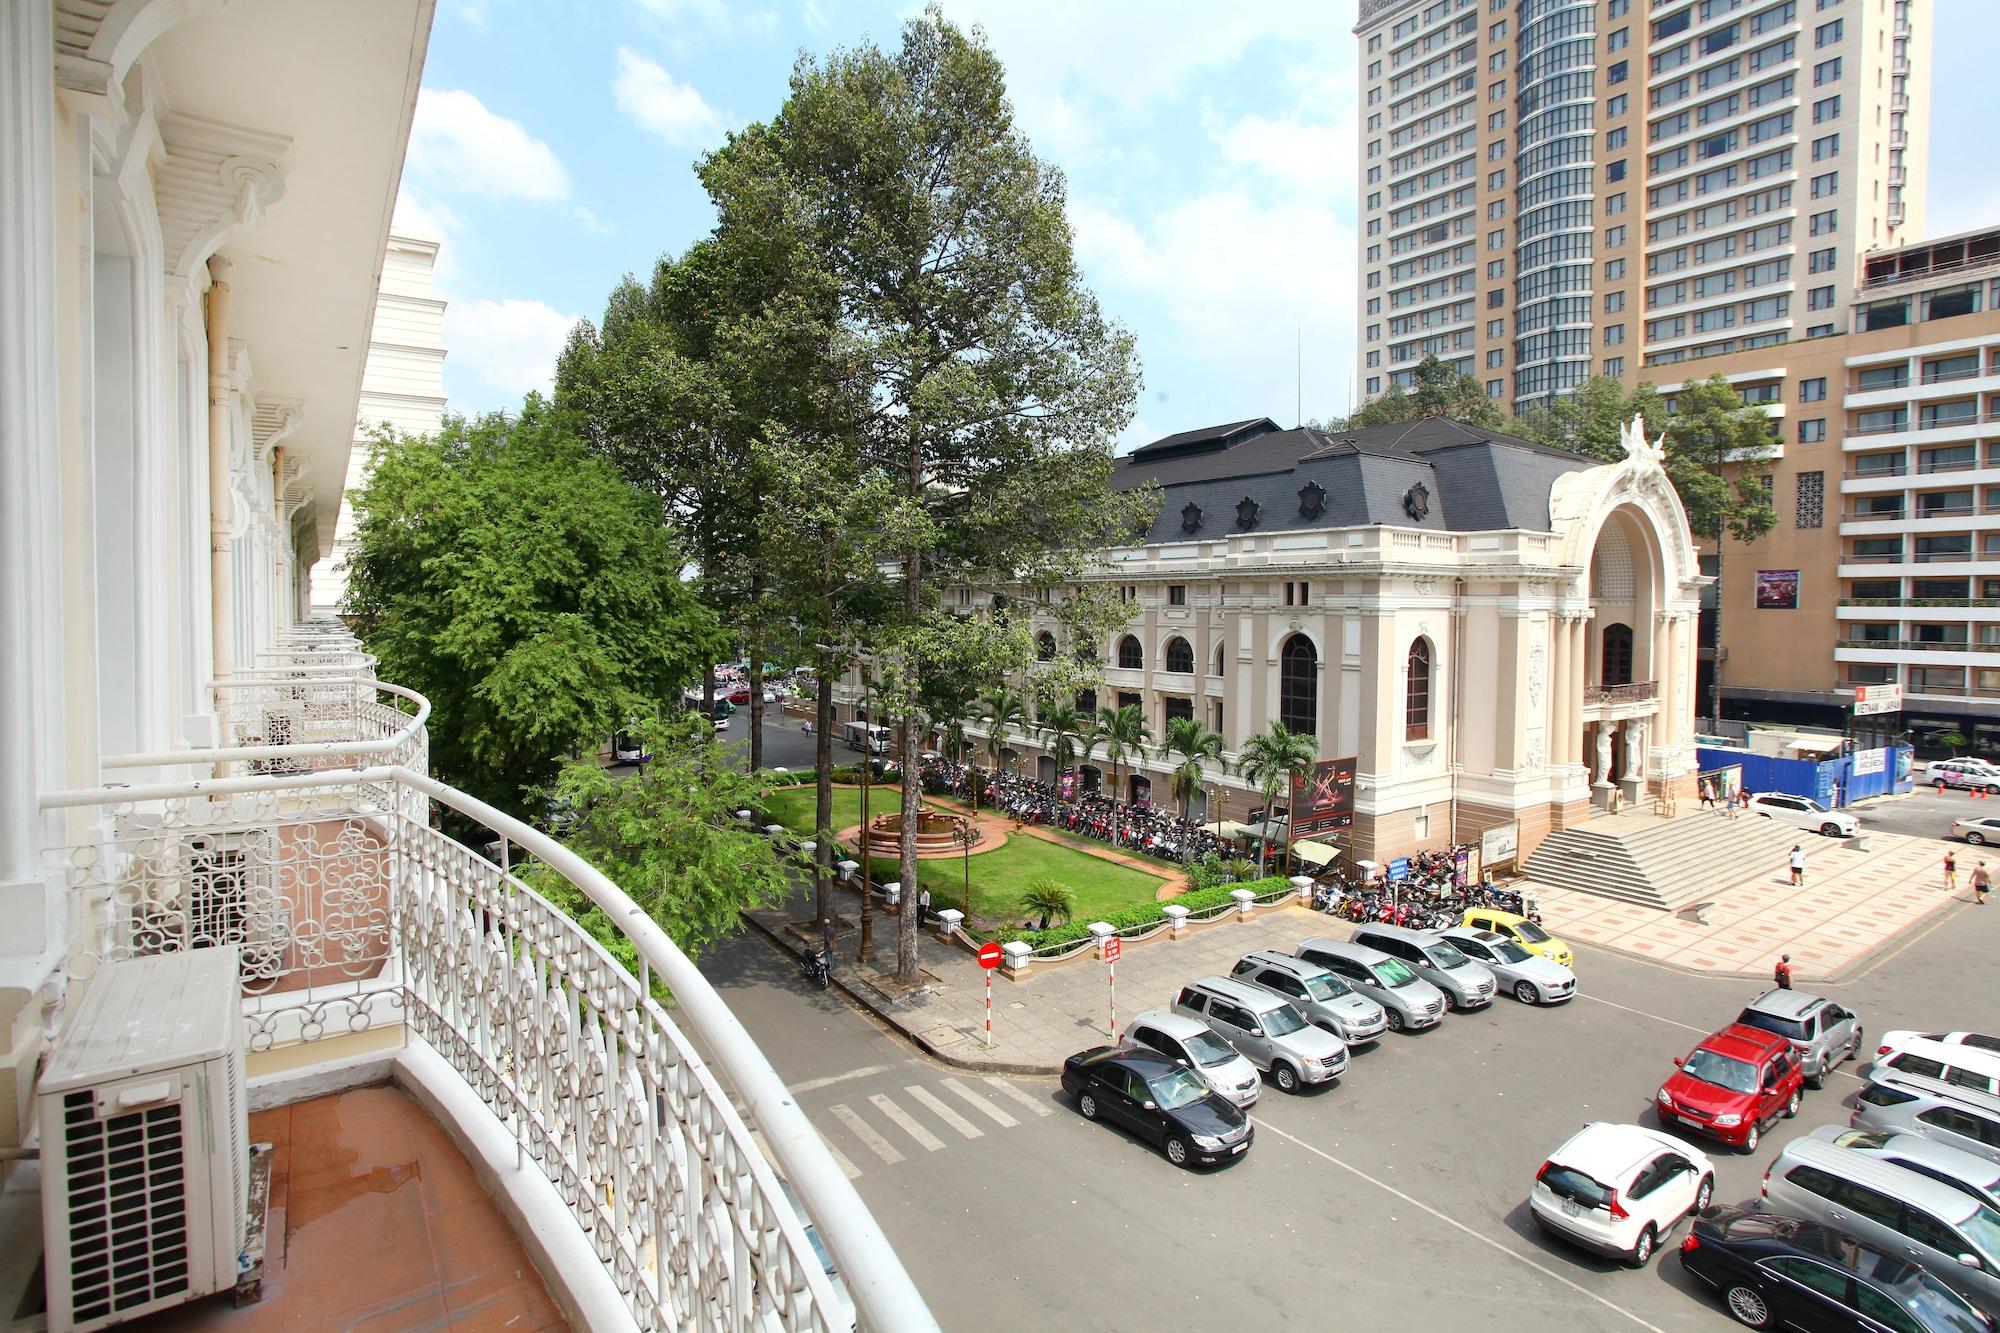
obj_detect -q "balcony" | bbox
[33,623,927,1332]
[1582,680,1658,707]
[1839,639,1997,654]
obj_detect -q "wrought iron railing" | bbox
[45,681,931,1331]
[1582,680,1658,706]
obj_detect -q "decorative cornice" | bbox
[156,111,292,305]
[251,397,303,463]
[55,0,231,116]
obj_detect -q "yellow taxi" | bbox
[1461,907,1572,968]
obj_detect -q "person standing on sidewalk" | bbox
[1946,850,1959,893]
[1975,862,1991,906]
[821,916,838,976]
[1789,844,1806,886]
[917,885,932,928]
[1774,955,1794,990]
[1700,777,1716,812]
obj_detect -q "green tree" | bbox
[1343,355,1506,430]
[981,686,1031,800]
[1035,703,1090,783]
[1160,717,1228,820]
[1237,722,1317,874]
[1091,703,1155,841]
[344,407,720,819]
[1019,878,1076,931]
[731,8,1154,981]
[540,714,791,966]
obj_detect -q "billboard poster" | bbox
[1059,769,1076,801]
[1290,756,1358,837]
[1853,748,1886,777]
[1755,569,1800,609]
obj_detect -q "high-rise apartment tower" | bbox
[1354,0,1931,413]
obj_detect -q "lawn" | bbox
[761,784,1167,925]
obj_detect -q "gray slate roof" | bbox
[1113,416,1593,544]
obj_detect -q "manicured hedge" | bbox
[994,876,1294,951]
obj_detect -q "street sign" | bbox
[1101,935,1122,962]
[1853,683,1903,717]
[976,941,1002,969]
[1387,857,1410,882]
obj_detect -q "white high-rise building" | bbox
[312,218,447,611]
[1354,0,1932,413]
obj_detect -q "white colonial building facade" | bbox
[880,416,1709,864]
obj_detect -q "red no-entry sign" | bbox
[1101,935,1121,963]
[976,941,1002,969]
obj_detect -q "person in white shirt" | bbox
[917,885,932,927]
[1788,844,1806,887]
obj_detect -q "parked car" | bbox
[1228,950,1389,1044]
[1294,938,1447,1034]
[1870,1038,2000,1116]
[1120,1010,1262,1110]
[1745,792,1860,838]
[1880,1032,2000,1060]
[1955,818,2000,847]
[1528,1121,1715,1267]
[1437,926,1576,1005]
[727,685,752,705]
[612,734,651,765]
[1733,988,1864,1088]
[1932,759,2000,795]
[1171,976,1348,1093]
[1059,1046,1253,1168]
[1801,1124,2000,1214]
[1854,1080,2000,1167]
[1762,1134,2000,1318]
[1351,923,1498,1011]
[1678,1205,1993,1333]
[1657,1024,1804,1152]
[1460,906,1573,967]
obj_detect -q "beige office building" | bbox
[1684,226,2000,748]
[1355,0,1930,412]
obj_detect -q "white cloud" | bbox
[569,204,615,235]
[1213,112,1355,199]
[633,0,778,39]
[408,88,571,202]
[801,0,829,32]
[613,47,731,148]
[444,298,579,400]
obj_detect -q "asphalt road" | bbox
[1853,784,2000,845]
[699,870,1999,1333]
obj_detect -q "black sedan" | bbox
[1679,1206,1993,1331]
[1060,1046,1252,1168]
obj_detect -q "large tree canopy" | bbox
[343,404,722,818]
[1334,355,1506,431]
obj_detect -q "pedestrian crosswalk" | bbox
[803,1072,1052,1178]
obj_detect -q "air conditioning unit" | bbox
[40,947,247,1331]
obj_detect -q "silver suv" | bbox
[1352,923,1498,1011]
[1172,977,1348,1094]
[1733,988,1862,1088]
[1854,1079,2000,1167]
[1295,938,1447,1033]
[1230,951,1388,1045]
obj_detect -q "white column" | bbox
[1550,616,1571,765]
[1569,615,1590,769]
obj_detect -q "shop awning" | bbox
[1292,841,1339,868]
[1203,819,1254,839]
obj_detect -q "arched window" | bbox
[1117,635,1144,670]
[1212,641,1226,678]
[1035,630,1057,662]
[1406,638,1433,741]
[1601,623,1634,686]
[1164,636,1194,674]
[1279,634,1318,739]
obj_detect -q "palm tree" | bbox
[1237,721,1317,875]
[1020,877,1076,930]
[1160,717,1227,821]
[1093,703,1155,842]
[981,686,1030,808]
[1036,703,1088,783]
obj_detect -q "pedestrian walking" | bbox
[1774,954,1794,989]
[821,916,837,975]
[1975,862,1991,906]
[1700,777,1716,812]
[917,885,932,928]
[1737,787,1752,819]
[1946,851,1959,892]
[1789,844,1806,886]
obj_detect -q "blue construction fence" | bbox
[1696,745,1915,810]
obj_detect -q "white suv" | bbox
[1744,792,1858,837]
[1931,758,2000,794]
[1529,1122,1715,1267]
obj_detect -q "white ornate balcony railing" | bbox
[45,722,931,1331]
[101,676,430,783]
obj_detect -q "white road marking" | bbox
[982,1075,1054,1117]
[822,1137,863,1180]
[871,1093,945,1152]
[943,1077,1018,1127]
[789,1064,890,1095]
[906,1084,984,1139]
[829,1103,904,1165]
[1253,1118,1668,1333]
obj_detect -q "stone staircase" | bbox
[1522,808,1806,912]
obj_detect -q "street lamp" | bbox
[949,817,980,918]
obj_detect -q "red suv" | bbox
[1655,1024,1804,1153]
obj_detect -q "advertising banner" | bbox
[1755,569,1800,609]
[1290,756,1358,837]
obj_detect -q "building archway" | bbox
[1036,630,1057,661]
[1079,764,1103,793]
[1279,633,1318,739]
[1163,636,1194,674]
[1038,754,1057,784]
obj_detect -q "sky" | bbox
[405,0,2000,452]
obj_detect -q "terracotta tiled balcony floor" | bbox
[134,1085,568,1332]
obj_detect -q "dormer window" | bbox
[1298,481,1326,519]
[1181,503,1202,533]
[1235,497,1261,529]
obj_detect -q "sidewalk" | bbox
[1527,827,1964,981]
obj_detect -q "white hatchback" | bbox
[1745,791,1858,838]
[1530,1122,1715,1267]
